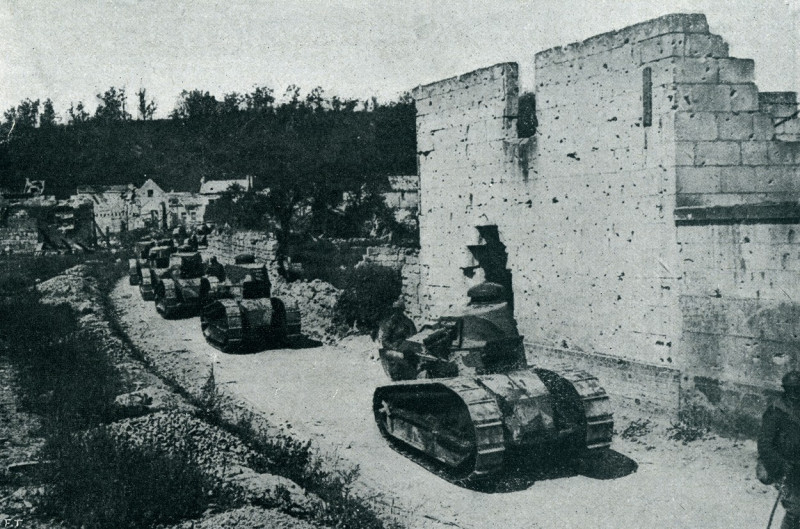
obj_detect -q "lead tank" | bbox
[374,282,613,481]
[201,256,301,352]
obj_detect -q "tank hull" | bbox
[201,297,302,353]
[373,367,613,482]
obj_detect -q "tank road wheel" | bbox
[155,279,179,319]
[139,268,154,301]
[128,259,140,285]
[201,299,243,353]
[373,380,505,483]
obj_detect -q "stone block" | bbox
[676,142,695,165]
[675,112,717,140]
[717,58,755,84]
[676,166,721,193]
[694,141,741,166]
[716,113,754,140]
[674,58,718,83]
[768,142,796,165]
[741,141,771,165]
[755,166,796,193]
[677,84,731,112]
[719,166,757,193]
[730,84,760,112]
[639,33,685,64]
[685,34,729,58]
[752,114,776,140]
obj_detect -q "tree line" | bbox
[0,85,417,248]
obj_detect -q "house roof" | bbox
[199,179,249,195]
[76,184,130,195]
[387,175,419,192]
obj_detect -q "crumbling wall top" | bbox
[412,63,518,102]
[535,13,709,67]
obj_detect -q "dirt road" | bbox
[112,279,782,529]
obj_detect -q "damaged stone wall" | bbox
[204,230,279,267]
[414,13,800,426]
[359,246,422,322]
[0,212,38,254]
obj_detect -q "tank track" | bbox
[536,367,614,451]
[139,268,154,301]
[155,278,178,318]
[373,378,505,483]
[202,298,243,353]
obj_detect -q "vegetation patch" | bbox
[334,264,402,333]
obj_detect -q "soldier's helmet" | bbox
[783,371,800,390]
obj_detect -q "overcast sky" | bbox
[1,0,797,119]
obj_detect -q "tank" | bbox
[154,252,215,318]
[139,245,175,301]
[201,258,301,352]
[128,239,155,285]
[374,282,614,482]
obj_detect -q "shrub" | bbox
[40,428,228,529]
[0,294,119,431]
[0,253,85,295]
[334,264,401,332]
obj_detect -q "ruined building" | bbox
[412,14,800,431]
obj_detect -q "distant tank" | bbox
[128,239,155,285]
[374,282,613,482]
[138,245,175,301]
[201,255,301,352]
[153,251,215,318]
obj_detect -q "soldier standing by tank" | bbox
[377,300,417,350]
[205,256,226,283]
[758,370,800,529]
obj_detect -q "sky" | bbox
[0,0,798,119]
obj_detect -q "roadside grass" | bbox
[39,428,239,529]
[0,251,238,529]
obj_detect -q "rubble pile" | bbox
[106,411,322,514]
[12,265,328,528]
[168,506,320,529]
[272,277,341,344]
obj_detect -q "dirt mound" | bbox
[36,264,101,307]
[106,411,322,515]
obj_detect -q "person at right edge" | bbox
[759,370,800,529]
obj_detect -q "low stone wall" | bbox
[205,230,278,267]
[0,224,39,254]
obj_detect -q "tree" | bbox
[40,99,57,127]
[221,92,243,115]
[68,102,90,125]
[4,99,40,128]
[136,88,157,120]
[95,87,131,122]
[305,86,325,112]
[171,90,219,120]
[245,86,274,113]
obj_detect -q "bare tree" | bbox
[136,88,157,120]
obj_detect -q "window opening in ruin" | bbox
[518,92,537,137]
[147,189,154,197]
[467,225,515,309]
[642,67,652,127]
